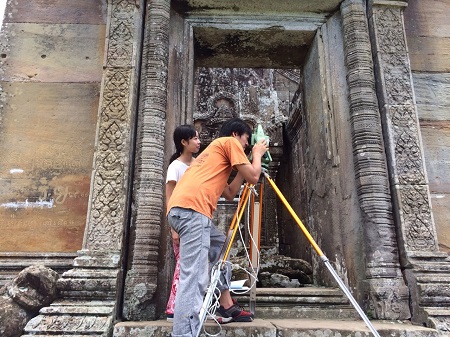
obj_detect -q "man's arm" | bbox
[222,171,245,200]
[236,138,267,184]
[221,139,268,200]
[235,156,262,185]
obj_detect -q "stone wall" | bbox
[0,0,106,253]
[404,0,450,253]
[282,15,366,292]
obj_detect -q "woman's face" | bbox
[186,131,201,154]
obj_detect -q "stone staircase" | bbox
[113,286,443,337]
[406,252,450,332]
[231,286,357,319]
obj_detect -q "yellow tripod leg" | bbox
[263,171,381,337]
[221,184,252,261]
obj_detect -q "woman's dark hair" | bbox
[169,125,197,163]
[219,117,252,137]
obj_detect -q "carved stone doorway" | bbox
[160,7,348,312]
[152,2,415,323]
[125,0,414,323]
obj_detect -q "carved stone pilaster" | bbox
[369,0,450,331]
[368,0,437,255]
[340,0,410,320]
[122,0,171,321]
[21,1,144,336]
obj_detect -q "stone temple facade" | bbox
[0,0,449,336]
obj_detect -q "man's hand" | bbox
[171,228,180,246]
[252,139,269,158]
[235,138,269,185]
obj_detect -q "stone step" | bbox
[408,252,450,275]
[231,286,358,319]
[414,276,450,306]
[417,275,450,283]
[424,307,450,316]
[410,259,450,273]
[113,318,441,337]
[409,251,450,262]
[38,299,115,315]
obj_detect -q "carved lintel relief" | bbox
[340,0,410,320]
[22,0,144,336]
[194,68,289,167]
[369,1,450,330]
[194,67,291,249]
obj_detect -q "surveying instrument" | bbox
[195,125,381,337]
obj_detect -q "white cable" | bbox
[230,186,261,295]
[200,263,223,337]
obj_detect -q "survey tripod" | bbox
[195,169,381,337]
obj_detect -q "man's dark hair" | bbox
[219,117,252,137]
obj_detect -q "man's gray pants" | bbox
[168,207,231,337]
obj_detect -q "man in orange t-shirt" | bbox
[167,118,268,337]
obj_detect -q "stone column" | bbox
[340,0,410,320]
[122,0,170,321]
[21,1,145,336]
[369,0,450,331]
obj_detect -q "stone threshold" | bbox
[114,318,441,337]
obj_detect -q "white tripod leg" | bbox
[195,264,222,337]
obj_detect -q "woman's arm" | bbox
[166,180,176,209]
[166,180,180,245]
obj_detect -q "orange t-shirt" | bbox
[167,136,250,219]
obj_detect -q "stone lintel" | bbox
[172,0,341,16]
[370,0,408,8]
[186,13,326,31]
